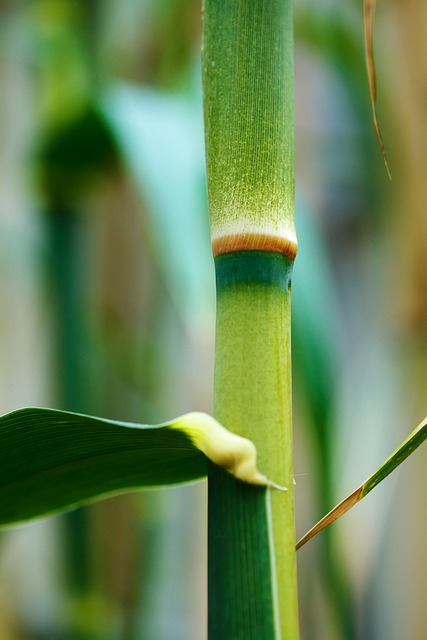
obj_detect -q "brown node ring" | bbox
[212,233,298,260]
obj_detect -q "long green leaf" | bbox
[297,415,427,550]
[0,407,282,528]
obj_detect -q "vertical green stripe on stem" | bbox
[209,252,299,639]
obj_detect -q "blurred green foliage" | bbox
[0,1,425,639]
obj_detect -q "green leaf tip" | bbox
[297,414,427,550]
[175,412,287,491]
[0,407,285,528]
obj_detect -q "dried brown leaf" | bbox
[364,0,392,179]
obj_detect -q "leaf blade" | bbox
[364,0,392,179]
[0,408,203,527]
[0,407,279,528]
[297,415,427,550]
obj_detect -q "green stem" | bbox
[209,255,298,639]
[202,0,297,257]
[203,0,298,636]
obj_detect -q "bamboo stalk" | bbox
[202,1,299,637]
[203,1,297,255]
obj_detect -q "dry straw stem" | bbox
[363,0,391,179]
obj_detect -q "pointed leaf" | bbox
[364,0,391,179]
[297,415,427,549]
[0,407,283,528]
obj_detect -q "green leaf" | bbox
[297,415,427,550]
[0,407,282,528]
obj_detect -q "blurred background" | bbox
[0,0,425,638]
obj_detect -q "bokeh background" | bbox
[0,0,425,638]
